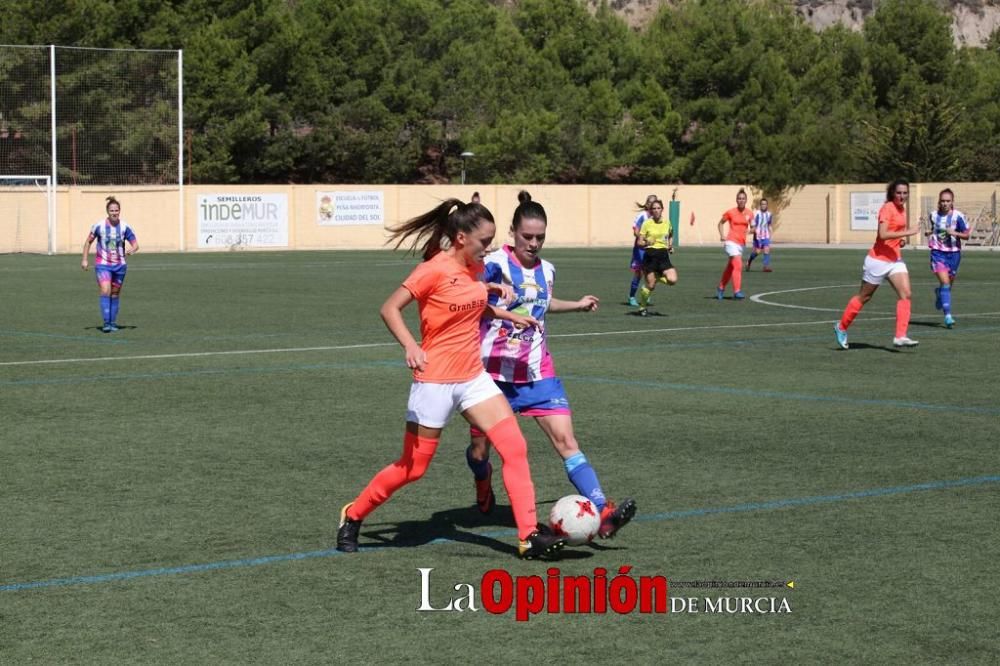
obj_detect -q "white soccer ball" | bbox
[549,494,601,545]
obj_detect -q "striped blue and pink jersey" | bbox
[480,246,557,383]
[89,219,136,266]
[752,210,772,240]
[633,211,649,235]
[927,210,968,252]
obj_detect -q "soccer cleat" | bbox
[657,275,668,284]
[475,463,496,514]
[336,502,362,553]
[834,323,849,350]
[944,314,955,328]
[628,296,639,307]
[101,322,113,333]
[518,529,567,560]
[637,308,648,317]
[598,498,637,539]
[733,291,745,300]
[762,266,773,273]
[934,287,942,311]
[893,336,919,348]
[108,322,120,331]
[716,287,725,300]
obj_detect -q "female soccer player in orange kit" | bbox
[716,189,752,300]
[834,179,922,349]
[336,199,566,560]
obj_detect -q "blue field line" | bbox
[564,323,1000,356]
[562,374,1000,415]
[634,475,1000,522]
[2,474,997,593]
[4,353,998,417]
[0,359,402,387]
[0,329,129,345]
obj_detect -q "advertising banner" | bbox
[198,194,289,248]
[317,191,385,226]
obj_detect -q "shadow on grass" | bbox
[909,319,948,329]
[359,502,605,559]
[625,310,668,317]
[85,324,138,332]
[838,342,903,352]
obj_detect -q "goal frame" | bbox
[0,175,54,254]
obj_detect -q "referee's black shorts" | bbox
[642,248,673,274]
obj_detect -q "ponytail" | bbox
[635,194,657,212]
[387,199,495,261]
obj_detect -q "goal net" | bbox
[0,175,53,253]
[1,44,181,251]
[54,46,181,186]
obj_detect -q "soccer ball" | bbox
[549,494,601,545]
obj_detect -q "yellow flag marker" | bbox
[786,581,795,589]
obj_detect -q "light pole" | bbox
[460,151,474,185]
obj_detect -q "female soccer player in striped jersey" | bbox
[925,188,970,328]
[834,179,922,349]
[466,191,637,539]
[746,198,773,272]
[336,199,566,560]
[80,196,138,332]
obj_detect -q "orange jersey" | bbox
[868,202,907,262]
[402,252,489,383]
[722,207,752,245]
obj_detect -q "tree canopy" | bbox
[2,0,999,191]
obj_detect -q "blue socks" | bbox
[939,284,952,315]
[564,452,606,510]
[629,276,640,298]
[747,251,757,267]
[465,445,491,481]
[100,295,111,323]
[763,253,771,268]
[110,296,120,323]
[467,445,609,510]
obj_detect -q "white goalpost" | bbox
[0,175,54,254]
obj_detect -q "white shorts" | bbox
[405,371,502,428]
[723,241,745,258]
[862,255,908,285]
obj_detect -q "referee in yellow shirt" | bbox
[635,199,678,316]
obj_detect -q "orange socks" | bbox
[719,257,742,291]
[840,296,864,330]
[731,257,743,292]
[895,299,911,338]
[486,416,538,540]
[347,418,538,540]
[838,296,909,337]
[348,431,439,521]
[719,261,733,289]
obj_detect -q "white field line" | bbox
[0,318,847,367]
[3,293,999,368]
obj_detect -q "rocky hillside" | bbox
[587,0,1000,46]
